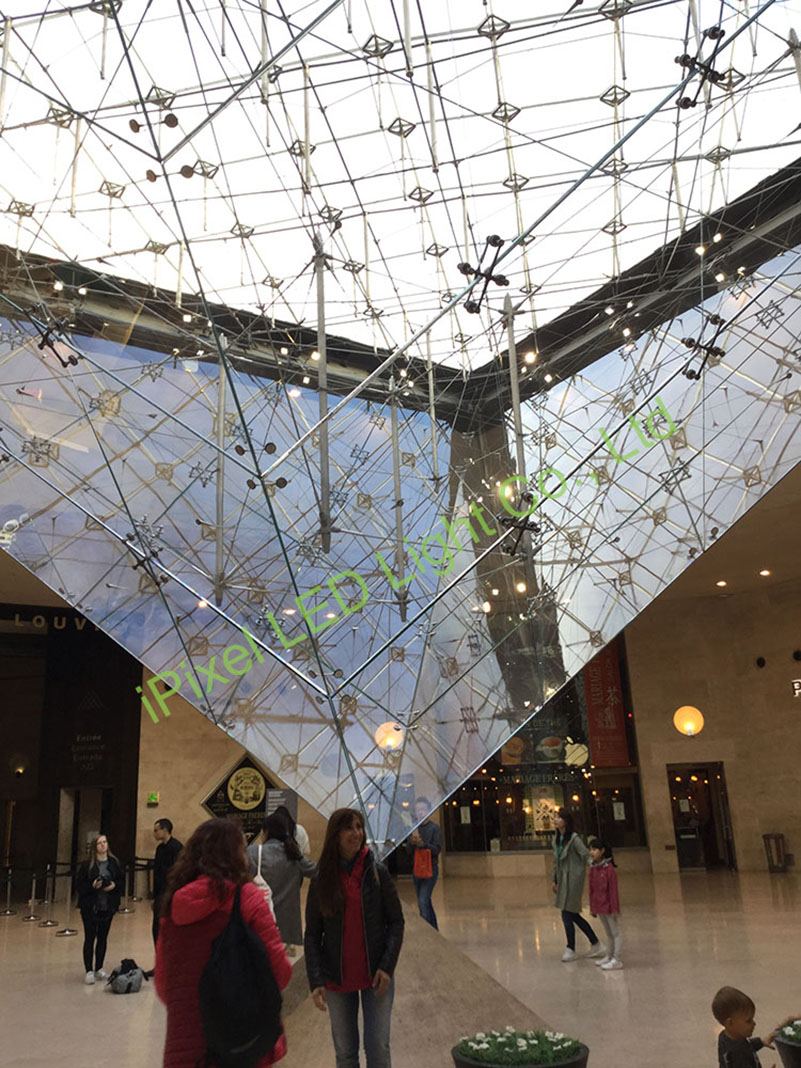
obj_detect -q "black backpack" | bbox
[197,885,283,1068]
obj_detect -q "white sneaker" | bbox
[586,942,606,959]
[94,969,108,980]
[561,948,578,962]
[594,956,612,967]
[84,971,95,985]
[601,958,624,970]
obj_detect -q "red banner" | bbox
[583,641,630,767]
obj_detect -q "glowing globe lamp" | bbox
[673,705,704,737]
[375,721,404,750]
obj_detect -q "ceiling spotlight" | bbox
[491,587,500,596]
[283,608,296,615]
[604,306,615,316]
[182,313,192,323]
[716,580,727,588]
[759,569,771,577]
[77,286,87,296]
[53,280,64,291]
[715,272,726,283]
[524,350,537,364]
[713,232,723,243]
[622,327,632,338]
[515,581,527,593]
[197,599,209,608]
[288,388,301,397]
[279,346,289,356]
[737,266,746,274]
[626,301,634,309]
[482,601,492,614]
[399,368,408,377]
[302,375,310,384]
[695,245,706,256]
[544,373,553,383]
[310,350,320,361]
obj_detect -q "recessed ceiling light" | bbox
[524,350,537,364]
[716,580,727,588]
[759,569,771,577]
[516,581,527,593]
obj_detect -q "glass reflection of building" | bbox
[443,637,646,854]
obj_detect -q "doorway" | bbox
[56,787,114,870]
[666,762,736,870]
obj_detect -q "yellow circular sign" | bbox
[227,767,266,810]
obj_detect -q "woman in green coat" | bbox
[552,810,604,962]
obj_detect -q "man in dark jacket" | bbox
[152,818,183,944]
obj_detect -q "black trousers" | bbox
[80,908,114,972]
[152,901,160,945]
[561,909,598,950]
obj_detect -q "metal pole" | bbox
[117,864,135,914]
[131,860,140,902]
[425,334,439,483]
[314,230,331,552]
[55,869,77,937]
[0,867,15,916]
[21,874,39,921]
[213,337,227,606]
[504,294,527,484]
[389,377,408,621]
[38,863,59,926]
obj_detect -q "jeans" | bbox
[412,873,438,930]
[599,913,622,960]
[561,909,598,951]
[326,981,394,1068]
[80,908,114,971]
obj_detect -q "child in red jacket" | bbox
[588,839,622,971]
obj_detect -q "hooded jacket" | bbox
[304,848,404,992]
[552,832,590,913]
[588,858,620,915]
[154,877,292,1068]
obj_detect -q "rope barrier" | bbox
[21,873,39,922]
[0,867,15,917]
[38,863,59,927]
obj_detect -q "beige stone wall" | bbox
[625,578,801,872]
[136,669,328,866]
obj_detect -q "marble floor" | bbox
[0,872,798,1067]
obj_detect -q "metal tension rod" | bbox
[162,0,346,164]
[314,230,332,552]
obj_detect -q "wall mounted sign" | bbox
[792,679,801,698]
[583,641,630,767]
[201,756,297,842]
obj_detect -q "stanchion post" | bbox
[118,863,135,914]
[1,867,15,916]
[130,860,140,902]
[39,863,59,927]
[55,867,78,937]
[22,874,39,921]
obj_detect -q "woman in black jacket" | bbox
[75,833,124,985]
[305,808,404,1068]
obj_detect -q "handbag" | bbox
[413,847,433,879]
[253,843,275,917]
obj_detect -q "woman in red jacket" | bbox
[155,818,292,1068]
[588,838,623,971]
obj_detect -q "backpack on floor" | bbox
[198,885,283,1068]
[108,958,146,994]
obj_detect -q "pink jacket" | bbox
[588,860,620,915]
[155,877,292,1068]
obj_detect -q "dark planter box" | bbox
[776,1037,801,1068]
[452,1044,589,1068]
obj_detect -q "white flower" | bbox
[554,1032,565,1040]
[505,1026,516,1034]
[517,1039,527,1048]
[468,1042,477,1050]
[475,1032,486,1040]
[478,1042,490,1050]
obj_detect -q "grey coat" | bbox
[552,832,590,913]
[246,839,316,944]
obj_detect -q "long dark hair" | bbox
[588,838,617,866]
[274,805,296,836]
[162,818,249,916]
[555,808,575,845]
[315,808,365,918]
[263,812,301,861]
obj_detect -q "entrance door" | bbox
[666,762,736,871]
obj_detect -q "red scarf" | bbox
[327,846,371,992]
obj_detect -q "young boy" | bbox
[712,987,776,1067]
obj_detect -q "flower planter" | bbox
[451,1044,589,1068]
[776,1037,801,1068]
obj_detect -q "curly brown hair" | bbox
[161,818,249,917]
[315,808,365,917]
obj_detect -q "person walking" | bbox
[75,833,124,985]
[305,808,404,1068]
[588,838,623,970]
[406,797,441,930]
[551,809,604,962]
[155,818,292,1068]
[246,812,316,949]
[152,818,183,945]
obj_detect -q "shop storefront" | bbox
[441,637,647,857]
